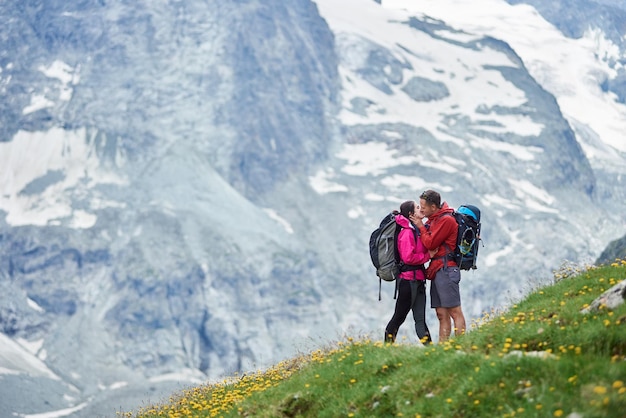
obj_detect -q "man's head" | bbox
[419,189,441,217]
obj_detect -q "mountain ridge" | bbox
[1,0,625,416]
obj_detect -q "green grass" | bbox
[123,259,626,418]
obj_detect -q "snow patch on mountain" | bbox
[469,135,543,161]
[0,128,126,228]
[337,142,414,176]
[383,0,626,154]
[263,208,295,234]
[316,0,545,140]
[23,95,55,115]
[309,168,350,194]
[484,229,520,267]
[0,333,59,380]
[21,402,89,418]
[508,179,558,213]
[22,60,79,115]
[38,60,79,102]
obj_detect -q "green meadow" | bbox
[123,259,626,418]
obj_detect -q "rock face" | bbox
[0,0,626,416]
[595,236,626,265]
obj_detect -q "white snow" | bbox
[38,60,79,101]
[380,174,429,191]
[482,193,522,211]
[15,337,44,355]
[315,0,545,141]
[27,298,45,312]
[508,178,559,214]
[309,168,349,194]
[23,94,55,115]
[364,193,386,201]
[23,61,78,114]
[68,209,98,229]
[484,245,512,268]
[108,381,129,390]
[0,333,59,380]
[381,130,403,139]
[336,142,417,176]
[0,128,126,228]
[483,227,536,268]
[382,0,626,153]
[148,369,205,384]
[20,402,88,418]
[263,208,294,234]
[468,134,543,161]
[418,159,458,174]
[347,205,366,219]
[0,366,20,376]
[39,60,77,86]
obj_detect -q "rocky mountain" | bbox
[1,0,625,416]
[596,234,626,265]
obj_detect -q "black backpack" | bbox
[445,205,482,270]
[369,212,425,300]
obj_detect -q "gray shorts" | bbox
[430,266,461,308]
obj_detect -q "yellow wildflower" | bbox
[593,386,607,395]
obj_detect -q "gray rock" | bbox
[581,280,626,313]
[401,76,450,102]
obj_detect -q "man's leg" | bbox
[449,306,466,336]
[431,271,449,343]
[436,266,464,340]
[436,307,452,342]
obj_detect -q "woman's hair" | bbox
[399,200,416,219]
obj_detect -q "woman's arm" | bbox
[397,229,430,265]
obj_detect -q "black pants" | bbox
[385,279,432,344]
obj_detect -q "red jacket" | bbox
[417,202,458,279]
[395,215,430,281]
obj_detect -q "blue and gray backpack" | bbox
[445,205,482,270]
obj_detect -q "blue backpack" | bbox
[445,205,482,270]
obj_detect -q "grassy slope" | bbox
[126,260,626,418]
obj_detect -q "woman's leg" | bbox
[385,279,412,343]
[411,280,432,345]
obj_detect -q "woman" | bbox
[384,200,432,345]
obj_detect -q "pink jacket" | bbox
[395,215,430,281]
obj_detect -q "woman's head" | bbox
[399,200,417,219]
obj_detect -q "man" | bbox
[410,189,466,342]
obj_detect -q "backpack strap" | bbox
[393,223,402,300]
[381,221,427,301]
[434,213,457,269]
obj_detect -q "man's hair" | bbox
[420,190,441,208]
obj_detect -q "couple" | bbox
[384,190,466,345]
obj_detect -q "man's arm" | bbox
[418,216,456,250]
